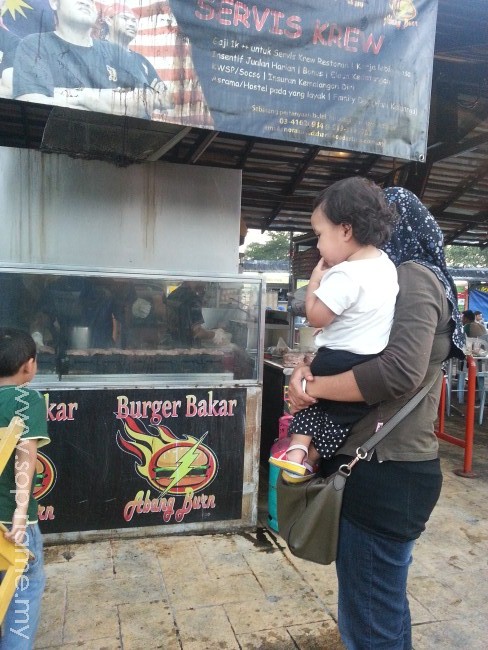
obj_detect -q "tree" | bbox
[445,246,488,268]
[243,232,291,260]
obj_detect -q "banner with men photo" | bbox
[0,0,438,160]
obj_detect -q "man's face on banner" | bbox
[112,11,139,41]
[50,0,98,29]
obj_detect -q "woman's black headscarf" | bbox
[382,186,465,359]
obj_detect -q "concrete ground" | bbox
[36,407,488,649]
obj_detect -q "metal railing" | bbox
[436,356,477,477]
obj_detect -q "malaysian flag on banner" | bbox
[1,0,212,126]
[95,0,213,127]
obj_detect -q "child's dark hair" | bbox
[313,177,397,247]
[0,328,37,377]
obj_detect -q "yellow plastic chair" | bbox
[0,416,28,623]
[0,523,32,624]
[0,416,24,475]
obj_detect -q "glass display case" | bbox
[0,265,264,385]
[0,265,265,539]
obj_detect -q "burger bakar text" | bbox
[116,392,238,425]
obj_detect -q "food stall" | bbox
[0,265,264,541]
[0,149,265,542]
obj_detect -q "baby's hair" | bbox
[313,177,397,247]
[0,328,37,377]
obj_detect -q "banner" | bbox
[36,388,246,533]
[2,0,438,160]
[469,289,488,318]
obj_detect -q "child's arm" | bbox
[305,258,337,328]
[5,438,38,545]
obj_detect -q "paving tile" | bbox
[38,639,122,650]
[66,572,167,609]
[140,536,201,557]
[407,593,438,626]
[288,620,344,650]
[201,550,251,578]
[62,603,120,645]
[412,620,488,650]
[157,540,209,571]
[225,592,329,635]
[254,567,317,600]
[300,576,338,609]
[119,600,180,650]
[191,533,243,557]
[43,544,74,565]
[231,529,281,555]
[49,541,113,564]
[168,573,264,610]
[37,413,488,650]
[407,576,464,619]
[45,557,116,584]
[196,529,279,558]
[244,546,297,576]
[174,604,239,649]
[440,568,488,605]
[110,538,163,577]
[237,628,297,649]
[271,545,339,607]
[35,583,66,648]
[158,551,211,591]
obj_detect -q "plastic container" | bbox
[278,414,293,439]
[267,436,290,532]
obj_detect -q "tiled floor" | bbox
[35,408,488,649]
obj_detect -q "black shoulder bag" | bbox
[276,372,441,565]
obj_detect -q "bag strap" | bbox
[341,370,442,474]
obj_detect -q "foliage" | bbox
[243,232,291,260]
[243,236,488,267]
[445,246,488,268]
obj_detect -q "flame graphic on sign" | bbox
[116,417,218,496]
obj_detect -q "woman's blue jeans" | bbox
[1,524,45,650]
[336,516,415,650]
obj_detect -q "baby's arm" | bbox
[306,258,336,328]
[5,438,38,545]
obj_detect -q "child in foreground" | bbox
[0,328,50,649]
[270,177,398,482]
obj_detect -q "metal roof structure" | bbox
[0,0,486,248]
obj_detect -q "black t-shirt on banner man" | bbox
[0,28,19,75]
[129,50,160,87]
[13,32,147,98]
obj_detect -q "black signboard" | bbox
[36,388,246,533]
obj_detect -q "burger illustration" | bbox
[149,441,217,494]
[117,418,219,496]
[33,452,57,500]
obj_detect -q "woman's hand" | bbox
[288,365,318,413]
